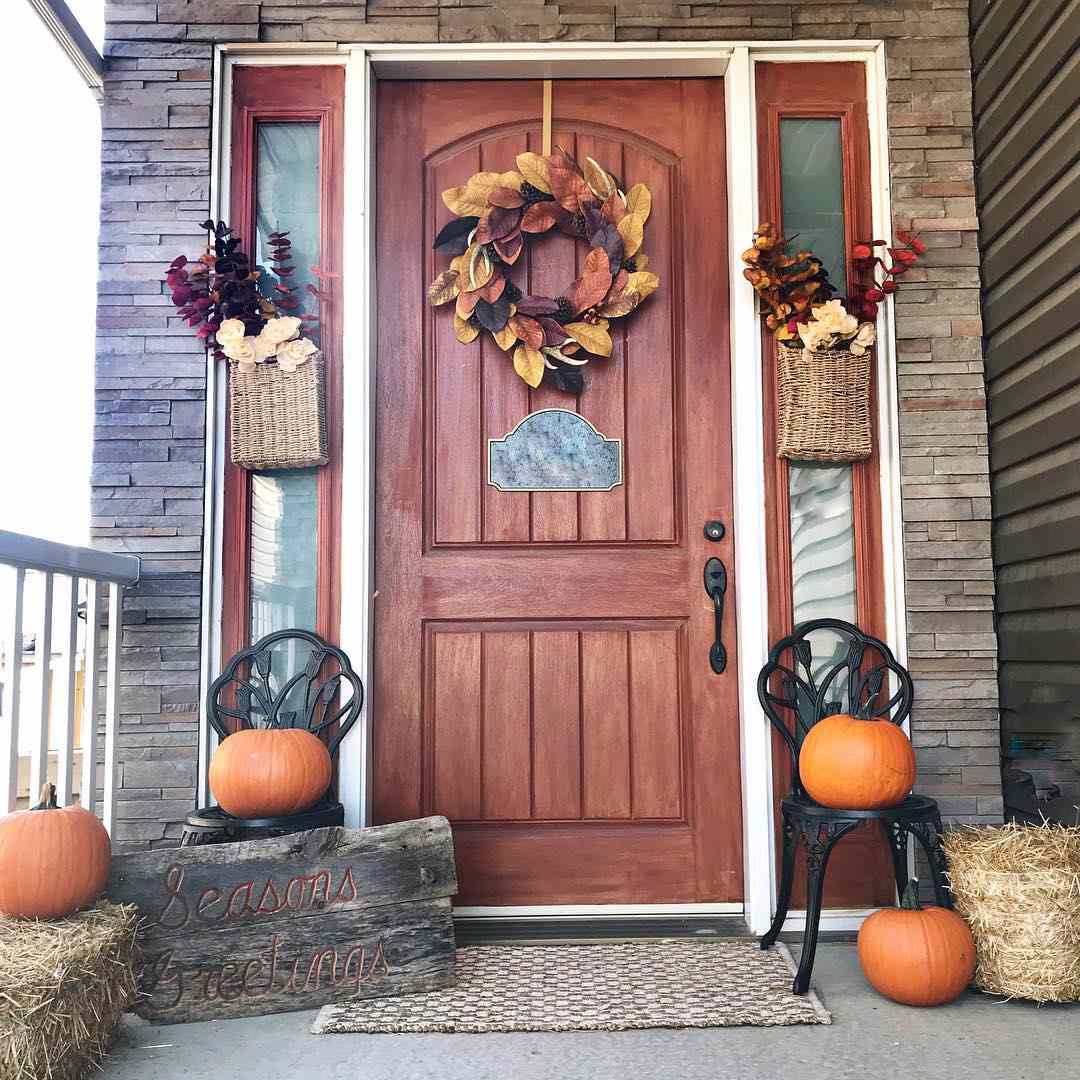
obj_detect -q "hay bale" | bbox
[0,902,140,1080]
[944,823,1080,1003]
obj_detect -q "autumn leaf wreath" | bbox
[427,149,660,393]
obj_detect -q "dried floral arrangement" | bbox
[165,219,328,372]
[742,222,924,354]
[427,149,660,393]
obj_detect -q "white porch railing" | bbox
[0,530,140,833]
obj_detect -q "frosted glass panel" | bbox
[789,463,858,676]
[780,118,847,296]
[255,121,321,344]
[249,120,321,643]
[250,470,318,640]
[781,115,858,657]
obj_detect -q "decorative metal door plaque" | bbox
[487,409,623,492]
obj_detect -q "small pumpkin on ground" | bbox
[799,706,916,810]
[209,727,332,818]
[0,783,111,919]
[858,880,976,1006]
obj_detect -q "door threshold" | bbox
[454,913,750,945]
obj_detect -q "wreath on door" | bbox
[427,149,660,393]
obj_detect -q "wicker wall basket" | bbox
[776,343,873,463]
[943,824,1080,1003]
[229,352,329,471]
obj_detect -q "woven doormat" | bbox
[312,941,830,1034]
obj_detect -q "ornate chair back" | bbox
[207,628,364,760]
[757,618,913,799]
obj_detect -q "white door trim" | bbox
[204,39,899,936]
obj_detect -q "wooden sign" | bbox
[106,816,457,1024]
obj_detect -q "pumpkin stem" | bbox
[900,878,923,911]
[32,782,58,811]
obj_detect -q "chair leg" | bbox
[793,820,858,995]
[909,815,952,908]
[882,820,910,902]
[761,817,797,950]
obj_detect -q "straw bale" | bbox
[944,824,1080,1003]
[0,902,140,1080]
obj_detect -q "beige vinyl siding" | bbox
[971,0,1080,748]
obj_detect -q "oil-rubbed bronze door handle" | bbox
[703,556,727,674]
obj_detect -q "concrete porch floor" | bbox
[104,944,1078,1080]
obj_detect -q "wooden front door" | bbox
[374,79,742,906]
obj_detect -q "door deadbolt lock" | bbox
[704,520,725,542]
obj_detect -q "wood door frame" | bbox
[203,40,905,936]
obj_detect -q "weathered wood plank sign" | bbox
[106,816,457,1023]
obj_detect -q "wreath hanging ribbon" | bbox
[427,149,660,393]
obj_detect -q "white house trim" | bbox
[205,39,898,936]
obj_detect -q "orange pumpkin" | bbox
[0,783,111,919]
[799,712,916,809]
[209,728,332,818]
[858,881,976,1006]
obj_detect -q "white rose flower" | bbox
[849,321,877,356]
[216,318,246,347]
[276,337,318,373]
[812,299,859,338]
[260,316,302,346]
[797,318,834,352]
[223,336,259,372]
[253,333,279,361]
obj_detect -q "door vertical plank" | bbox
[433,148,483,544]
[629,628,683,819]
[531,630,582,818]
[528,125,580,542]
[481,631,533,819]
[432,632,483,819]
[481,133,533,543]
[623,145,677,543]
[575,133,629,542]
[580,630,631,818]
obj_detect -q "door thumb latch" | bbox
[703,557,727,674]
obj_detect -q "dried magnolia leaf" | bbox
[617,214,644,259]
[443,171,523,217]
[513,343,545,388]
[433,216,479,256]
[584,157,618,201]
[475,293,512,333]
[456,287,483,319]
[427,269,460,306]
[516,152,552,193]
[475,205,521,244]
[597,290,640,318]
[488,186,525,209]
[564,319,613,357]
[454,314,480,343]
[554,366,584,394]
[491,323,518,351]
[601,190,627,226]
[624,183,652,226]
[466,243,494,290]
[521,202,559,234]
[625,270,659,301]
[592,222,624,275]
[494,232,524,264]
[509,313,544,351]
[548,148,593,214]
[536,316,568,345]
[633,253,650,272]
[569,247,613,314]
[515,295,560,317]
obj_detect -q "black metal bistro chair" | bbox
[182,629,364,846]
[757,618,951,994]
